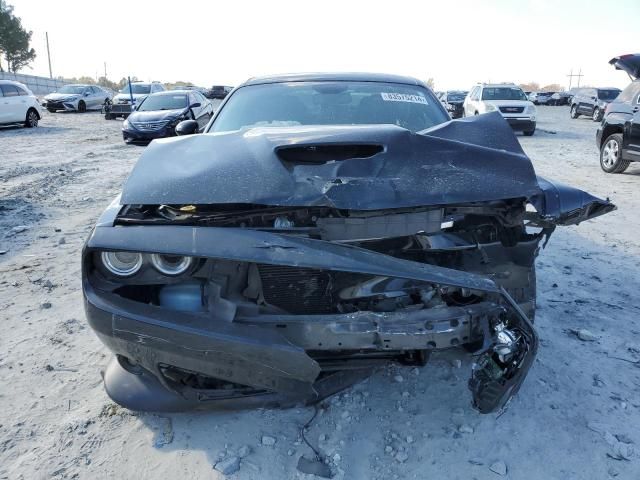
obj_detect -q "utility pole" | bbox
[45,32,52,78]
[104,62,107,79]
[567,68,583,90]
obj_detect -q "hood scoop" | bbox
[276,144,383,165]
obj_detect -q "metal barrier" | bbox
[0,72,67,96]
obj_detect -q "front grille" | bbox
[499,106,524,114]
[111,104,132,113]
[47,101,65,109]
[131,120,168,131]
[258,264,335,314]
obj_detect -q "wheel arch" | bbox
[600,124,624,148]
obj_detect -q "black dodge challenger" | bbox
[82,73,614,414]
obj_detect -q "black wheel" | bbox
[47,108,56,113]
[24,108,39,128]
[105,113,115,120]
[592,107,602,122]
[474,111,479,115]
[78,101,86,113]
[570,104,579,119]
[600,133,630,173]
[523,128,535,136]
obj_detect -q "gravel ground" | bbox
[1,107,639,480]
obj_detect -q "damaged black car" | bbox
[82,73,615,414]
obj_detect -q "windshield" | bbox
[138,94,187,111]
[447,93,466,102]
[481,87,527,101]
[598,89,620,101]
[58,85,86,95]
[210,81,447,133]
[120,84,151,94]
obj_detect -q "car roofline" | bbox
[240,72,427,88]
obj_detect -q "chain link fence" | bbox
[0,72,67,96]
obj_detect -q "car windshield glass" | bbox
[120,84,151,94]
[58,85,86,94]
[481,87,527,101]
[598,90,620,100]
[210,81,447,133]
[138,94,187,111]
[447,93,466,102]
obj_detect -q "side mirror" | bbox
[189,102,201,109]
[175,119,199,136]
[84,92,91,96]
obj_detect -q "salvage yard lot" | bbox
[1,108,639,479]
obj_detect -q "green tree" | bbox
[0,1,36,72]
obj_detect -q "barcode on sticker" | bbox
[381,93,428,104]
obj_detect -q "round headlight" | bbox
[150,254,193,276]
[101,251,143,276]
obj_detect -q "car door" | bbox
[622,93,640,159]
[0,84,25,122]
[579,89,595,115]
[189,93,207,129]
[196,92,213,122]
[90,86,102,108]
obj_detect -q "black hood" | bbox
[120,112,542,209]
[127,109,186,123]
[609,54,640,79]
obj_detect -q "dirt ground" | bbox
[1,107,639,480]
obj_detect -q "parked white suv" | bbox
[109,81,166,119]
[463,83,537,136]
[0,80,43,128]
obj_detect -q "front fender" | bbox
[530,176,616,226]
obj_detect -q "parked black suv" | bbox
[570,87,621,121]
[440,90,467,118]
[596,54,640,173]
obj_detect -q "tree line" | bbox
[0,0,36,72]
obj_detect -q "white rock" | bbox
[458,425,474,434]
[576,329,598,342]
[395,452,409,463]
[214,456,240,475]
[489,461,507,476]
[452,359,462,369]
[406,435,414,444]
[394,375,404,383]
[332,453,341,463]
[261,435,276,446]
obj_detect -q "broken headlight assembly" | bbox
[98,251,195,278]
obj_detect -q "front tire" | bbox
[78,101,86,113]
[47,108,56,113]
[523,128,535,136]
[600,133,630,173]
[570,104,579,118]
[592,107,602,122]
[24,108,39,128]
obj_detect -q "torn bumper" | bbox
[83,224,538,413]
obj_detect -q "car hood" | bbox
[46,93,79,101]
[609,54,640,79]
[116,111,613,225]
[114,93,148,101]
[128,109,185,122]
[121,112,543,209]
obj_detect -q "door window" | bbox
[0,84,20,97]
[16,85,29,96]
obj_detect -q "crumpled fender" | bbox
[530,176,616,226]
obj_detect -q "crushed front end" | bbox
[82,115,615,413]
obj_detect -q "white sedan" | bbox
[0,80,43,128]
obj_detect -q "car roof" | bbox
[0,79,29,88]
[151,90,190,95]
[241,72,427,87]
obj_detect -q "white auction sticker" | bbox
[380,92,428,104]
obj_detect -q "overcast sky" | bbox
[8,0,639,90]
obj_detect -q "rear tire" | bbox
[570,104,579,119]
[592,107,602,122]
[600,133,630,173]
[24,108,39,128]
[78,101,86,113]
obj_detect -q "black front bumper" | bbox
[505,118,536,131]
[122,126,176,145]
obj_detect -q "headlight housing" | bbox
[525,105,537,115]
[150,254,194,276]
[484,103,497,112]
[101,251,143,276]
[123,118,130,129]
